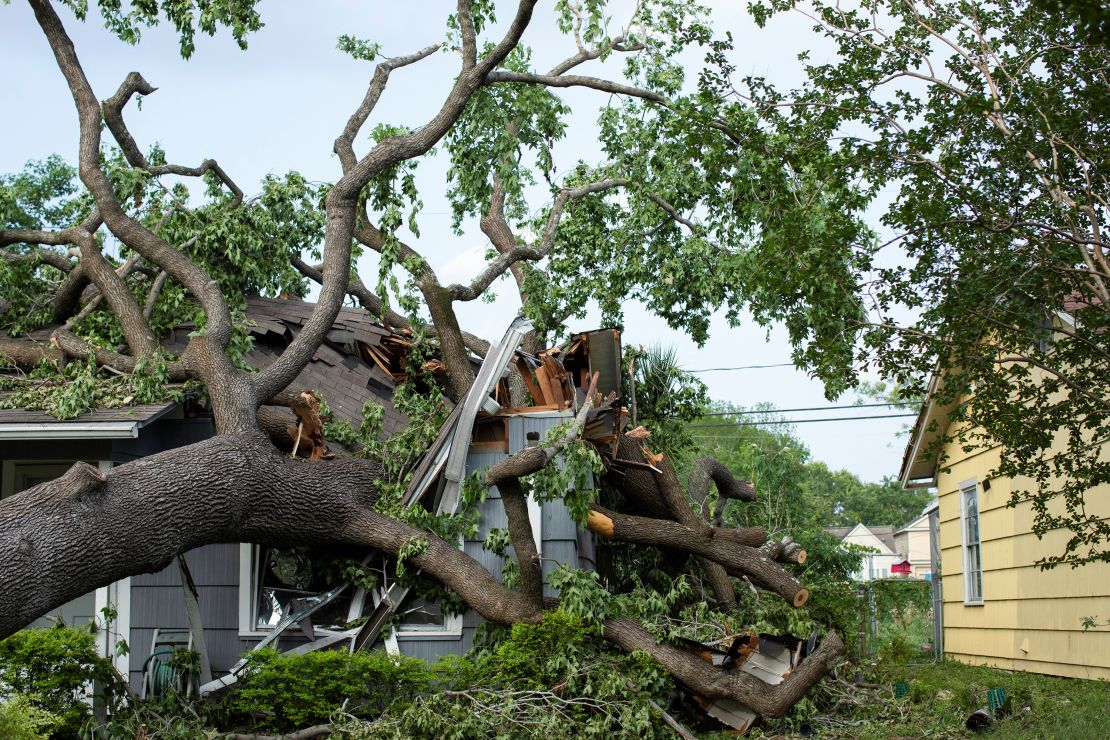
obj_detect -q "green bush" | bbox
[491,610,588,688]
[229,647,433,732]
[0,695,62,740]
[0,626,118,738]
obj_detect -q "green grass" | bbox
[806,660,1110,739]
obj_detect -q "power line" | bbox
[690,413,918,428]
[684,363,796,372]
[695,402,915,417]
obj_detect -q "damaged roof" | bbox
[1,297,409,435]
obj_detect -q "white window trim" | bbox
[392,605,464,639]
[959,478,984,605]
[92,461,132,678]
[238,543,270,638]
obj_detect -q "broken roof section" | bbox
[200,318,629,693]
[164,296,410,433]
[679,630,823,734]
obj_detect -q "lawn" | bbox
[772,659,1110,739]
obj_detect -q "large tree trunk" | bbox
[0,433,542,636]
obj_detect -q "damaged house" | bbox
[0,298,618,692]
[2,299,832,733]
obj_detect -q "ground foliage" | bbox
[229,647,435,732]
[794,658,1110,739]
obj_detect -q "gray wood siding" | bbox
[394,412,588,660]
[127,544,242,688]
[119,412,592,674]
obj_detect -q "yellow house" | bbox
[899,376,1110,680]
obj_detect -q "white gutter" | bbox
[0,421,144,439]
[0,403,175,440]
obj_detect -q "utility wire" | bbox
[684,363,796,372]
[691,413,918,428]
[694,402,915,417]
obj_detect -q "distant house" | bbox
[893,511,933,580]
[826,524,903,581]
[900,368,1110,680]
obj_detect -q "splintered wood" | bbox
[286,390,328,460]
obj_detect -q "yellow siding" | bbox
[934,426,1110,680]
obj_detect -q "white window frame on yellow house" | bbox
[959,478,984,605]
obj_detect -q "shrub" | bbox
[229,647,433,732]
[0,695,61,740]
[0,626,117,738]
[491,610,588,688]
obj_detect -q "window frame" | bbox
[959,478,984,605]
[238,543,465,639]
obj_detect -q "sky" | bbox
[0,1,915,483]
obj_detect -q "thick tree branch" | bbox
[334,44,441,173]
[0,238,77,267]
[30,0,238,409]
[0,433,538,638]
[74,232,158,359]
[548,33,643,76]
[603,617,843,718]
[102,72,244,207]
[48,327,188,380]
[0,337,62,367]
[497,477,544,608]
[485,70,665,102]
[256,2,537,405]
[586,505,807,607]
[458,0,478,68]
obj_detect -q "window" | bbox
[238,544,462,639]
[960,479,983,604]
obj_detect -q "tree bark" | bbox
[611,436,740,608]
[603,617,843,718]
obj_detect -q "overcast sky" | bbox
[0,1,914,483]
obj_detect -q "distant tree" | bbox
[690,406,930,532]
[801,463,932,529]
[736,0,1110,565]
[626,343,708,458]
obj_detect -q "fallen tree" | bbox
[0,0,845,729]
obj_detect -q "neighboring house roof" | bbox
[894,511,931,535]
[898,307,1083,488]
[898,371,957,489]
[826,523,898,554]
[0,401,175,439]
[863,525,897,553]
